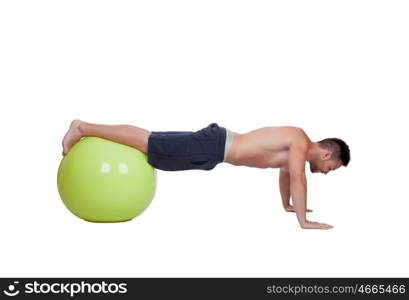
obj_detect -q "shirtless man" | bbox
[62,120,350,230]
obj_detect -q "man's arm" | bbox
[279,168,291,210]
[288,138,333,230]
[280,167,313,213]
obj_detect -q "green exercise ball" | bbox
[57,137,157,222]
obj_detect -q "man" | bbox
[62,119,350,230]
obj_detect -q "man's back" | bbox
[226,126,309,169]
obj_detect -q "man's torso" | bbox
[225,126,309,169]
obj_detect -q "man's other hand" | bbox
[300,220,333,230]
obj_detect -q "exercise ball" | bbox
[57,137,157,222]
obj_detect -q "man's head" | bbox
[309,138,350,174]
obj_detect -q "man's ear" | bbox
[322,150,332,160]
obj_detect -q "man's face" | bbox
[309,158,342,174]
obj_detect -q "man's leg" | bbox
[62,119,151,156]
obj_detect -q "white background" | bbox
[1,0,408,277]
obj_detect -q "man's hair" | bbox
[317,138,350,166]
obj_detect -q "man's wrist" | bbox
[299,219,308,227]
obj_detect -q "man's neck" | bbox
[306,142,320,162]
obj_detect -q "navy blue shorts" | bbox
[147,123,226,171]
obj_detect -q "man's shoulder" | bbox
[276,126,307,136]
[286,127,309,144]
[286,126,306,134]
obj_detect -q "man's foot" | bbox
[62,119,84,156]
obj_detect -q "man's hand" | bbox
[300,220,333,230]
[284,205,313,213]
